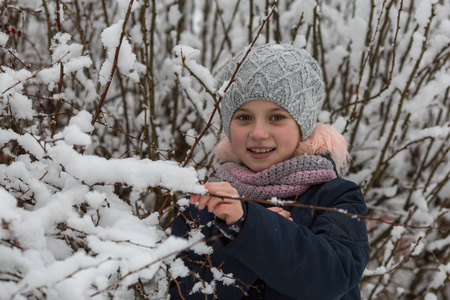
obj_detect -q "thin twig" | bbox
[91,0,135,125]
[161,267,186,300]
[1,52,70,95]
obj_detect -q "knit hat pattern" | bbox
[218,44,325,140]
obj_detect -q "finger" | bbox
[199,195,229,211]
[268,207,292,219]
[279,210,291,218]
[211,201,227,218]
[197,195,212,210]
[204,182,238,199]
[268,206,283,213]
[206,197,223,213]
[189,194,200,204]
[204,181,232,189]
[213,200,244,225]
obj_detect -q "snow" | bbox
[428,234,450,251]
[412,190,429,212]
[61,110,94,146]
[415,0,433,27]
[268,197,293,206]
[5,93,33,120]
[177,197,190,211]
[117,0,141,13]
[211,267,235,286]
[363,266,387,276]
[168,5,182,27]
[85,191,107,209]
[410,31,425,60]
[185,128,197,146]
[98,61,113,86]
[38,54,92,85]
[0,129,46,159]
[430,264,449,289]
[173,45,215,92]
[0,188,21,225]
[99,20,142,85]
[0,166,199,297]
[188,229,212,255]
[440,19,450,37]
[0,32,8,45]
[191,281,214,295]
[47,143,206,194]
[0,108,206,297]
[217,79,230,97]
[169,258,190,278]
[424,293,437,300]
[52,33,72,63]
[101,21,124,49]
[0,67,35,120]
[391,226,405,240]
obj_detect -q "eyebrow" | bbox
[235,107,287,113]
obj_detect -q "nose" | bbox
[249,122,269,140]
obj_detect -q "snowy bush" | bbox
[0,0,448,299]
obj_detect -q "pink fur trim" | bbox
[212,123,350,175]
[213,134,242,164]
[296,123,349,174]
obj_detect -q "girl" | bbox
[170,44,369,299]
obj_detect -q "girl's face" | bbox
[230,100,301,172]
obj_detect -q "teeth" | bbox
[250,148,273,153]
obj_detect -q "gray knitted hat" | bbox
[218,43,325,141]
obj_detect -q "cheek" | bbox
[280,126,300,151]
[230,123,245,149]
[230,137,246,152]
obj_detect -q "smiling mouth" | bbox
[249,148,275,153]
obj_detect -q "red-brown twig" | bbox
[196,192,449,232]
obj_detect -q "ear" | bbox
[212,134,242,164]
[296,123,350,175]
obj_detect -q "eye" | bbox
[270,115,285,121]
[236,114,251,121]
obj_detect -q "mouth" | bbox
[248,148,275,153]
[247,148,275,159]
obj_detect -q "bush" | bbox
[0,0,448,299]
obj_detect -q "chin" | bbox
[246,162,271,172]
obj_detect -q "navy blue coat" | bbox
[169,178,369,299]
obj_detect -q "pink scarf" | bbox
[209,155,337,199]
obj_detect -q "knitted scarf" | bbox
[209,155,337,199]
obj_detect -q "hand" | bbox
[189,182,243,225]
[267,206,293,221]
